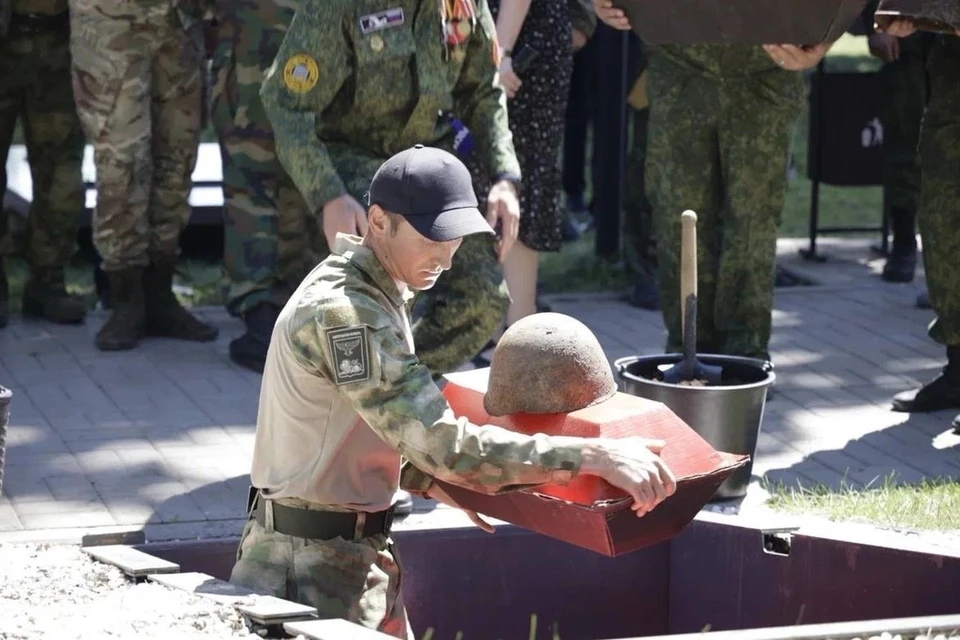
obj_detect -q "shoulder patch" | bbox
[283,54,320,93]
[326,325,372,385]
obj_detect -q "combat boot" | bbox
[892,346,960,412]
[21,267,87,324]
[228,302,280,373]
[882,208,918,283]
[0,257,8,329]
[96,267,146,351]
[142,258,218,342]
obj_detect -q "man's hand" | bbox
[572,28,588,51]
[581,437,678,516]
[486,180,520,262]
[322,194,368,248]
[762,43,830,71]
[427,483,496,533]
[868,32,900,62]
[591,0,631,30]
[498,56,522,99]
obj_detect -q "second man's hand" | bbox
[592,0,631,30]
[486,180,520,262]
[322,194,369,248]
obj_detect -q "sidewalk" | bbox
[1,237,958,544]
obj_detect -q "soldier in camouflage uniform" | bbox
[0,0,88,329]
[884,18,960,429]
[863,0,934,284]
[233,145,677,638]
[208,0,323,373]
[594,1,829,362]
[259,0,523,376]
[69,0,219,351]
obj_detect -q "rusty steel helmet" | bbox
[483,312,617,416]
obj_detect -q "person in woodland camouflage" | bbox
[69,0,219,351]
[0,0,88,329]
[881,17,960,430]
[208,0,323,373]
[232,145,677,638]
[259,0,521,376]
[863,0,933,284]
[594,1,829,362]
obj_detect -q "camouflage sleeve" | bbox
[288,293,585,496]
[260,0,351,214]
[568,0,597,38]
[452,0,522,184]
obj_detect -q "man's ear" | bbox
[367,204,388,237]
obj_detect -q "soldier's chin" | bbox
[412,273,442,290]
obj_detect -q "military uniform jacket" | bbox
[250,235,582,512]
[260,0,522,215]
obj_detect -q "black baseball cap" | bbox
[365,145,494,241]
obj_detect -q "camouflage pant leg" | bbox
[713,77,803,360]
[621,105,657,284]
[0,33,26,252]
[878,32,932,214]
[646,60,724,352]
[146,14,203,263]
[209,33,320,316]
[919,37,960,347]
[70,10,191,270]
[19,29,86,271]
[230,519,413,640]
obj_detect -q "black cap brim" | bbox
[407,206,495,242]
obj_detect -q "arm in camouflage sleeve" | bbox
[452,0,522,184]
[289,295,588,497]
[259,0,351,214]
[568,0,597,39]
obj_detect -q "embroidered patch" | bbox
[326,325,371,385]
[282,54,319,94]
[359,8,404,34]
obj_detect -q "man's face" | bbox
[375,208,463,290]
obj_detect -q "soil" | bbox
[645,372,753,387]
[0,542,278,640]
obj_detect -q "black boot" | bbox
[892,346,960,412]
[22,266,87,324]
[96,268,146,351]
[917,291,931,309]
[228,302,281,373]
[142,258,219,342]
[882,208,918,283]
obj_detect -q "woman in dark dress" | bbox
[490,0,594,325]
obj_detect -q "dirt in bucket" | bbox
[642,370,753,387]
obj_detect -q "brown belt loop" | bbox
[353,512,368,542]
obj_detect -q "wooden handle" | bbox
[680,210,697,340]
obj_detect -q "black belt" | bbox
[248,489,395,541]
[10,11,70,34]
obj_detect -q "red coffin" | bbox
[433,368,749,557]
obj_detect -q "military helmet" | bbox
[483,312,617,416]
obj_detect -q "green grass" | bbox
[2,35,884,305]
[763,473,960,533]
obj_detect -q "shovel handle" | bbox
[680,210,697,340]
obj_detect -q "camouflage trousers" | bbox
[69,7,204,272]
[0,18,85,271]
[335,147,510,374]
[646,59,804,360]
[209,9,323,317]
[919,36,960,347]
[230,519,414,640]
[622,105,657,284]
[878,31,933,215]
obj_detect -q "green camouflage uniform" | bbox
[622,44,657,296]
[646,45,806,361]
[259,0,521,375]
[208,0,321,318]
[919,36,960,348]
[233,235,584,638]
[0,0,87,328]
[70,0,219,350]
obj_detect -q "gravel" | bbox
[0,542,272,640]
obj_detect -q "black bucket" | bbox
[614,354,775,500]
[0,385,10,497]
